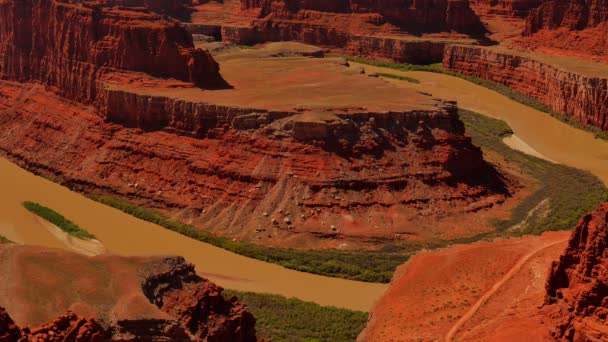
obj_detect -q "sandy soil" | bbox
[34,217,106,257]
[359,231,569,341]
[351,62,608,185]
[502,135,555,162]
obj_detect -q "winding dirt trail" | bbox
[444,238,568,341]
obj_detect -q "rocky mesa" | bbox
[443,44,608,131]
[0,244,257,341]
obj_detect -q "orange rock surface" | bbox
[361,203,608,341]
[0,244,257,341]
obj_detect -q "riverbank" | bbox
[0,156,387,311]
[348,61,608,186]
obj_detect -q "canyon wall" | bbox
[525,0,608,34]
[443,45,608,131]
[0,79,509,248]
[238,0,485,34]
[0,0,224,105]
[514,0,608,61]
[191,0,486,63]
[0,245,257,341]
[544,202,608,341]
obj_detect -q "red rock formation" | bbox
[0,307,22,341]
[0,0,510,248]
[0,0,225,104]
[0,245,257,341]
[0,78,510,248]
[525,0,608,34]
[142,257,257,341]
[443,45,608,131]
[514,0,608,61]
[191,0,486,63]
[544,202,608,341]
[239,0,485,34]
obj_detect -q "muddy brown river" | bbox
[1,66,607,313]
[0,157,387,311]
[352,63,608,185]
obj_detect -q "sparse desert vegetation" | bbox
[22,201,96,240]
[226,290,368,342]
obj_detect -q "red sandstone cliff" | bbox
[525,0,608,33]
[514,0,608,61]
[443,45,608,131]
[0,0,511,248]
[0,0,225,104]
[544,202,608,341]
[0,79,510,248]
[0,245,257,341]
[191,0,486,63]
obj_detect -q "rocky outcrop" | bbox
[142,257,257,341]
[0,245,257,341]
[0,0,225,105]
[0,307,22,341]
[544,202,608,341]
[443,45,608,131]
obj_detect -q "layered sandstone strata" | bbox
[0,245,257,341]
[0,0,510,248]
[443,45,608,131]
[544,202,608,341]
[0,0,225,105]
[0,74,509,248]
[189,0,485,63]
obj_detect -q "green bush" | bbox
[225,290,368,342]
[22,201,96,240]
[0,235,13,244]
[375,72,420,83]
[459,110,608,236]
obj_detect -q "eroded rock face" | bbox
[239,0,485,34]
[0,307,22,341]
[0,0,224,104]
[0,80,510,248]
[525,0,608,34]
[192,0,485,63]
[0,245,257,341]
[545,202,608,341]
[443,45,608,131]
[515,0,608,61]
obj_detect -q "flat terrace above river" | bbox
[101,42,443,118]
